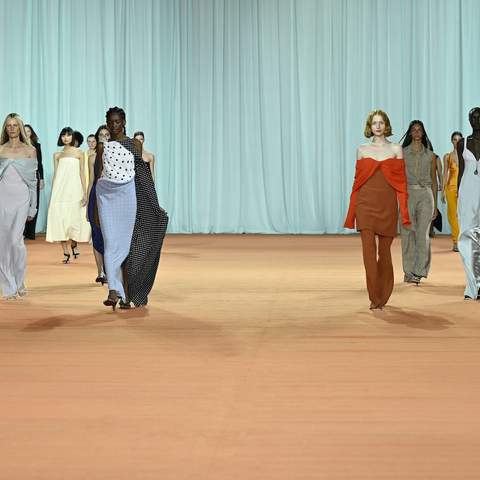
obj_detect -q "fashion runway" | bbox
[2,234,480,479]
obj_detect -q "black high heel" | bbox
[62,253,71,264]
[95,275,107,285]
[71,241,79,259]
[119,299,131,309]
[103,290,119,311]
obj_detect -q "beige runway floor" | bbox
[1,234,480,479]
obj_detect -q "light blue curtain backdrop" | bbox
[0,0,479,233]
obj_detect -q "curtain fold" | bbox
[0,0,476,233]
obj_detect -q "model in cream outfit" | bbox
[46,127,91,263]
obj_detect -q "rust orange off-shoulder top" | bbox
[344,157,411,229]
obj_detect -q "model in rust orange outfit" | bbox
[345,110,411,310]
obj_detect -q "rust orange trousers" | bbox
[360,230,394,307]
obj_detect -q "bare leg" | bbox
[61,241,70,263]
[93,248,105,277]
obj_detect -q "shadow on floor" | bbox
[398,283,465,297]
[20,308,242,356]
[373,306,454,331]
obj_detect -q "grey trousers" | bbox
[400,187,434,278]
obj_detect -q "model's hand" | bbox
[432,208,438,220]
[27,216,33,222]
[81,195,87,207]
[39,179,45,190]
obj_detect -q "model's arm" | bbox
[26,146,38,220]
[78,150,87,206]
[150,153,155,178]
[457,139,465,195]
[436,155,443,191]
[431,153,438,218]
[52,152,60,184]
[442,154,450,203]
[86,152,96,199]
[36,143,45,189]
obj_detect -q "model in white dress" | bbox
[46,128,90,263]
[457,136,480,299]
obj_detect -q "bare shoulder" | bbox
[391,142,403,157]
[53,151,61,159]
[357,144,369,159]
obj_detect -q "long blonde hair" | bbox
[0,113,31,145]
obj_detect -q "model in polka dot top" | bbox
[102,141,135,183]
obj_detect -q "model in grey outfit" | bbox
[0,158,38,298]
[400,144,436,281]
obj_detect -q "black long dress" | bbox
[24,142,44,240]
[120,138,168,306]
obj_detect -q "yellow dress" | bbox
[46,156,91,242]
[444,152,459,243]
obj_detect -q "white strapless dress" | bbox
[46,156,91,242]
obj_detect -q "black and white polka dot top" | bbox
[102,141,135,183]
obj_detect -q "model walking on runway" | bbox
[87,125,109,284]
[46,127,91,262]
[0,113,38,299]
[96,107,168,310]
[457,107,480,300]
[399,121,437,284]
[344,110,410,309]
[23,124,44,240]
[442,131,462,252]
[134,131,155,178]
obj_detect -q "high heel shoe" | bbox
[71,241,79,259]
[103,290,119,311]
[95,275,107,285]
[119,299,131,309]
[63,253,71,264]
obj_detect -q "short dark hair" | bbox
[133,131,144,139]
[57,127,75,147]
[73,130,84,147]
[87,134,95,140]
[25,124,39,144]
[451,131,463,142]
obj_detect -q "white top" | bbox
[102,141,135,184]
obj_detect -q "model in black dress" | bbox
[23,124,44,240]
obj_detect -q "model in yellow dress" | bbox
[443,131,463,251]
